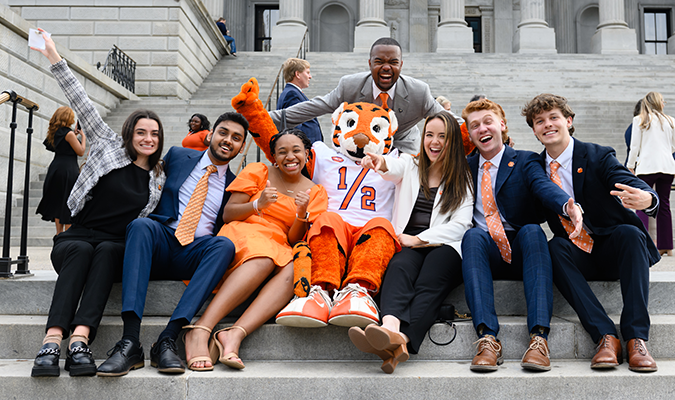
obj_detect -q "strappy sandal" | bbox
[210,326,248,370]
[182,325,214,371]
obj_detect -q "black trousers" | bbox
[46,226,124,343]
[379,245,462,354]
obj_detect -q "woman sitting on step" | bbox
[353,111,473,373]
[182,113,211,151]
[30,29,166,377]
[183,129,327,371]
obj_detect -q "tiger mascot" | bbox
[232,77,401,329]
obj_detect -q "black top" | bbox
[403,187,438,236]
[44,126,78,156]
[72,163,150,237]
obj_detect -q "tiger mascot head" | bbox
[330,102,398,162]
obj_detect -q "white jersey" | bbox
[311,142,397,226]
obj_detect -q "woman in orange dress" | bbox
[183,129,327,371]
[181,113,211,151]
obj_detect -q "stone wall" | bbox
[0,4,136,210]
[7,0,228,99]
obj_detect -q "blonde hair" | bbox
[283,58,310,83]
[46,106,75,146]
[638,92,673,130]
[436,96,451,109]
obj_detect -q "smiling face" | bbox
[532,107,572,157]
[294,68,312,89]
[189,115,202,132]
[423,117,447,164]
[369,45,402,92]
[272,134,309,178]
[207,119,245,165]
[132,118,160,163]
[466,109,505,160]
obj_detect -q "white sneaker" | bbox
[275,285,332,328]
[328,283,380,327]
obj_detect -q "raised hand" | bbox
[258,180,278,209]
[30,28,61,65]
[295,189,311,218]
[610,183,653,210]
[231,77,261,111]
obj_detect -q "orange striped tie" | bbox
[549,161,593,253]
[481,161,511,263]
[378,92,390,110]
[175,165,218,246]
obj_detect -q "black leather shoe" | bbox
[65,341,96,377]
[96,339,145,377]
[31,343,60,377]
[150,337,185,374]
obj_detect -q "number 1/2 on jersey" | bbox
[337,167,376,211]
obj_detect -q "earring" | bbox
[273,163,279,168]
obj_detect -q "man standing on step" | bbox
[269,37,455,154]
[277,58,322,143]
[461,98,584,373]
[97,113,248,376]
[522,93,660,373]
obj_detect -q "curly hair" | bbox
[46,106,75,146]
[521,94,576,135]
[188,113,210,132]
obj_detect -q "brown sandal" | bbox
[182,325,214,371]
[210,326,248,370]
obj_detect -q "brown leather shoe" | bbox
[627,338,657,372]
[470,336,503,372]
[591,334,622,369]
[521,336,551,371]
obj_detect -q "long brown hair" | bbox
[46,106,75,146]
[121,109,164,173]
[639,92,673,130]
[417,111,473,214]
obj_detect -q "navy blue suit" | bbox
[122,147,236,323]
[462,146,570,336]
[277,83,323,143]
[544,138,660,343]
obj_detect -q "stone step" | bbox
[3,314,675,362]
[1,358,674,399]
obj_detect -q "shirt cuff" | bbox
[644,193,659,217]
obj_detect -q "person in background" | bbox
[37,107,86,234]
[30,30,165,378]
[351,111,473,374]
[277,58,323,143]
[627,92,675,256]
[436,96,452,111]
[182,113,211,151]
[216,18,237,57]
[624,100,643,166]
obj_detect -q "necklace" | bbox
[277,169,301,195]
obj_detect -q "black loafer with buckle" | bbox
[31,343,61,377]
[65,341,97,377]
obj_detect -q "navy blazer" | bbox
[277,83,323,143]
[149,146,236,235]
[540,138,660,265]
[468,145,570,231]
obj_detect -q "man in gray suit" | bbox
[269,37,451,154]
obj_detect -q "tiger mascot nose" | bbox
[352,132,370,149]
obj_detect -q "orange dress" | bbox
[218,163,328,271]
[181,129,210,151]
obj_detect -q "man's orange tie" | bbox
[175,165,218,246]
[481,162,511,263]
[549,161,593,253]
[378,92,390,110]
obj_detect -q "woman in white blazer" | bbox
[628,91,675,255]
[349,111,473,373]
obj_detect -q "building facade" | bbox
[225,0,675,54]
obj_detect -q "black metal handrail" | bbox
[1,90,39,278]
[236,28,309,174]
[97,45,136,93]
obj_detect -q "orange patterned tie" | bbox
[175,165,218,246]
[549,161,593,253]
[481,161,511,263]
[378,92,390,110]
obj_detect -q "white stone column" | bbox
[436,0,474,53]
[353,0,391,52]
[271,0,307,53]
[591,0,638,54]
[512,0,556,53]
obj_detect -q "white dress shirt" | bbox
[474,146,513,233]
[167,151,229,238]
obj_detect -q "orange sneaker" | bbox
[328,283,379,327]
[275,285,332,328]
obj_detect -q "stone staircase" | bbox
[2,51,675,398]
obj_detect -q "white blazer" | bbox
[628,114,675,175]
[378,154,474,257]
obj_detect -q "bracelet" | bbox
[252,199,260,214]
[296,211,309,222]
